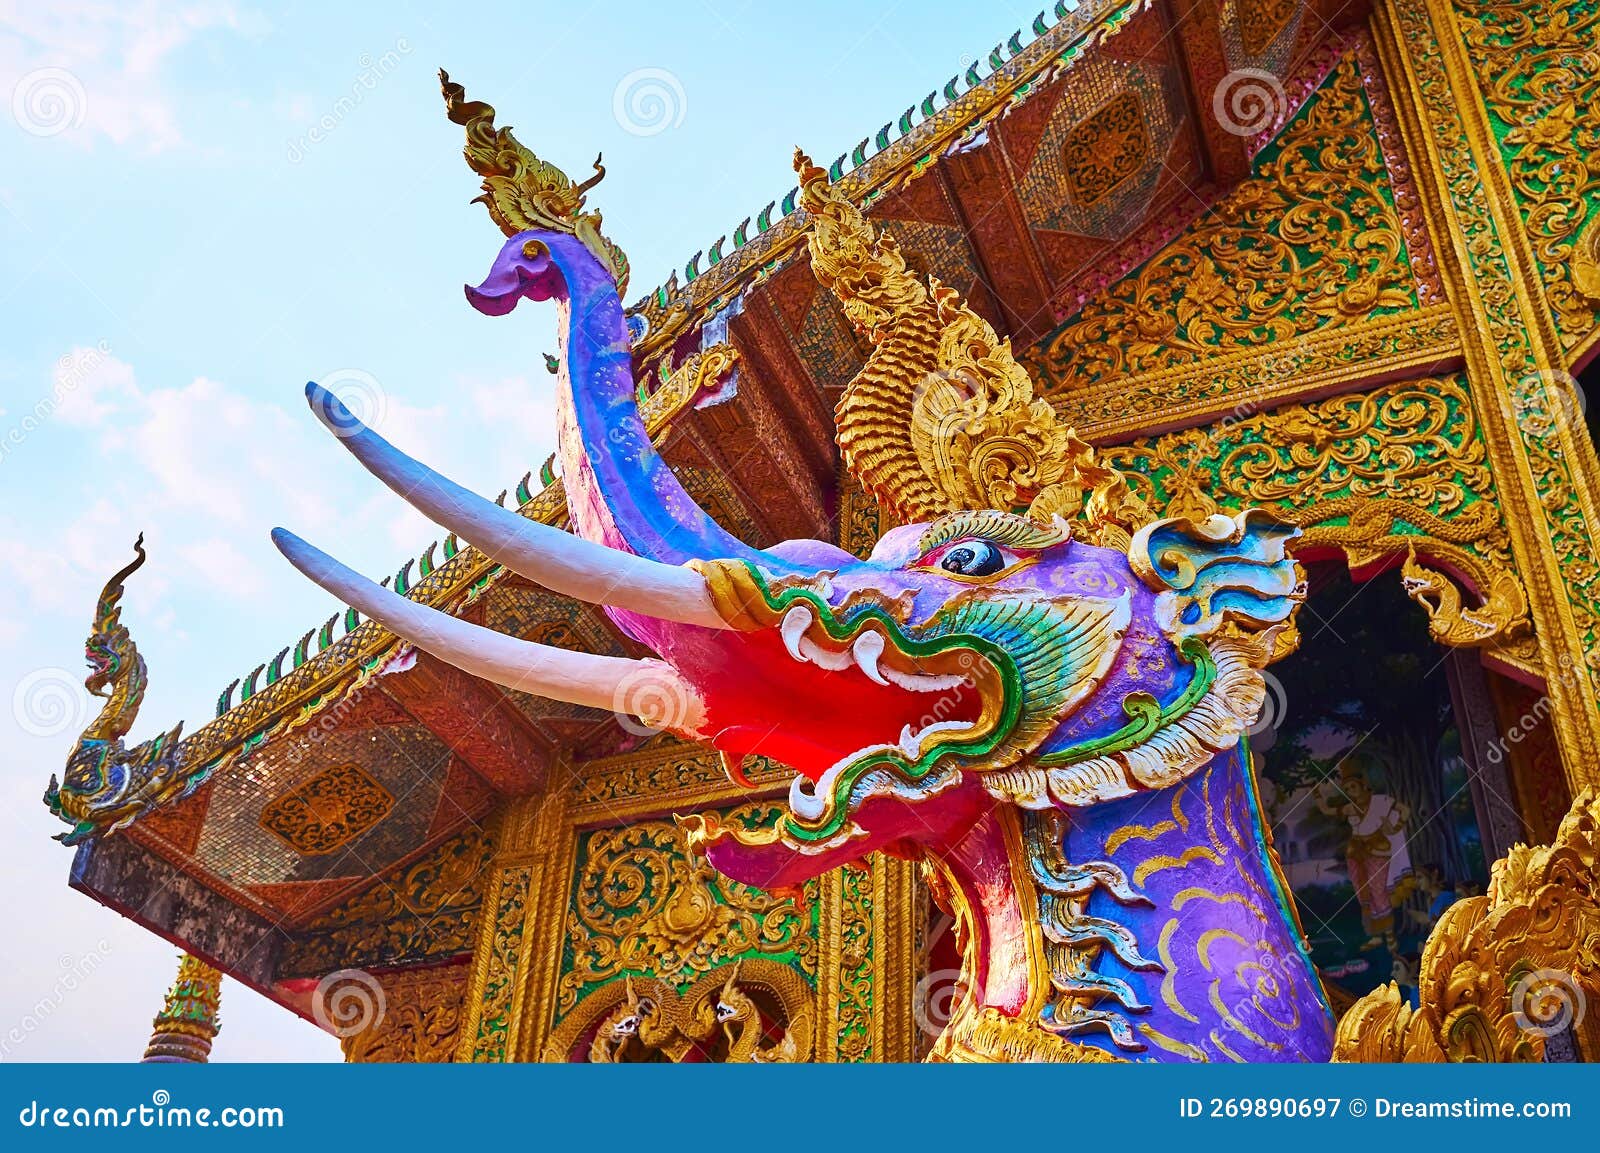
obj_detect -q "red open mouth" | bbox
[699,618,989,782]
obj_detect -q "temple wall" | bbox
[320,0,1600,1062]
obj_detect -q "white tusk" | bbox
[302,382,728,630]
[272,527,706,730]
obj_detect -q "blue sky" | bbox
[0,0,1048,1060]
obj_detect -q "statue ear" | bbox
[1129,509,1304,642]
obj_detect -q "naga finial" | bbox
[440,68,630,295]
[46,537,199,845]
[793,149,1148,543]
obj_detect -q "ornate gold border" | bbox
[1374,0,1600,791]
[1059,305,1461,441]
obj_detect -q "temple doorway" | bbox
[1251,562,1562,1008]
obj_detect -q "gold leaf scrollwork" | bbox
[544,959,814,1062]
[342,966,467,1064]
[1101,375,1530,646]
[557,805,816,1015]
[1026,52,1419,391]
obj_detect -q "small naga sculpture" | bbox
[250,74,1596,1062]
[585,964,812,1063]
[48,534,196,846]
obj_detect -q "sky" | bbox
[0,0,1053,1061]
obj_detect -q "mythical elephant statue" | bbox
[229,74,1600,1063]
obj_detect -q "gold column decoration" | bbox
[455,782,573,1062]
[1375,0,1600,790]
[140,954,221,1063]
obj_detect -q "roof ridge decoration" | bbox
[624,0,1144,361]
[793,149,1148,546]
[46,536,202,844]
[440,69,630,297]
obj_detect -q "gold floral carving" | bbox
[258,763,394,855]
[280,829,491,977]
[1239,0,1300,57]
[831,861,875,1061]
[1027,51,1424,393]
[469,862,531,1062]
[570,743,792,820]
[342,965,467,1063]
[557,804,817,1015]
[1102,376,1530,646]
[543,960,813,1062]
[641,343,740,436]
[796,149,1146,540]
[1334,789,1600,1061]
[1060,93,1149,208]
[1453,0,1600,349]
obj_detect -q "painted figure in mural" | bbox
[1316,755,1411,952]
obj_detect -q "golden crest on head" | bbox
[440,69,630,296]
[791,150,1148,545]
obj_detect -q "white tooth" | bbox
[799,634,855,671]
[899,723,919,756]
[780,606,814,664]
[882,667,969,693]
[852,630,889,686]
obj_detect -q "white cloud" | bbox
[177,533,264,597]
[0,1,263,151]
[50,344,136,427]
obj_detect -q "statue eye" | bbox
[939,540,1007,577]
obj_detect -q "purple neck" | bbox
[936,747,1334,1062]
[470,230,785,647]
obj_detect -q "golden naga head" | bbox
[793,150,1148,545]
[440,69,630,296]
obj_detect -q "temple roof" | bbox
[67,0,1387,1016]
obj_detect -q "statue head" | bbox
[269,75,1305,888]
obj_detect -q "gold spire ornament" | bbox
[440,70,629,296]
[141,954,222,1063]
[794,151,1146,543]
